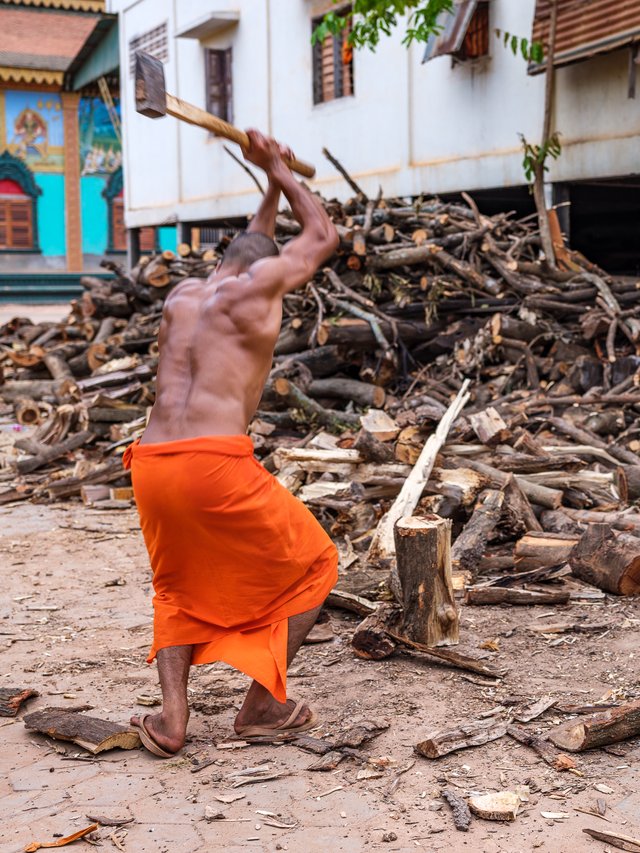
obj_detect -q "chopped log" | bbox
[307,377,385,408]
[368,381,471,565]
[23,708,141,754]
[451,489,504,576]
[326,589,377,618]
[45,459,129,500]
[354,429,395,463]
[468,407,510,446]
[394,515,459,646]
[43,351,73,380]
[273,378,360,428]
[514,531,581,570]
[441,789,471,832]
[359,408,399,441]
[449,457,563,509]
[275,345,347,378]
[16,430,95,476]
[582,828,640,852]
[416,717,507,759]
[468,791,521,822]
[465,587,570,606]
[570,524,640,594]
[316,317,430,348]
[549,699,640,752]
[539,510,584,535]
[502,474,543,534]
[0,379,77,403]
[351,604,399,660]
[14,397,41,426]
[0,687,38,716]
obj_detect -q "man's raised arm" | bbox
[243,130,339,292]
[246,179,280,239]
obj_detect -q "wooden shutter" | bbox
[206,48,232,122]
[0,197,33,249]
[461,2,489,60]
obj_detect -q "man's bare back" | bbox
[141,131,337,445]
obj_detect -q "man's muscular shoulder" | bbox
[163,277,204,313]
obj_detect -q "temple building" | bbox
[0,0,175,301]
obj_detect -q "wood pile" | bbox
[2,184,640,606]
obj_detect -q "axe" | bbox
[135,51,316,179]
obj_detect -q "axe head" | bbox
[135,51,167,118]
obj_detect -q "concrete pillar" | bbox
[61,92,82,273]
[127,227,141,268]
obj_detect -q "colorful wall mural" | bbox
[2,91,64,173]
[79,97,122,176]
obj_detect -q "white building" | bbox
[107,0,640,271]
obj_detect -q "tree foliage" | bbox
[494,29,544,64]
[311,0,454,50]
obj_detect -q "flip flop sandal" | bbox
[236,700,318,740]
[133,715,178,758]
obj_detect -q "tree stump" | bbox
[393,514,459,647]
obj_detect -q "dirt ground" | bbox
[1,501,639,853]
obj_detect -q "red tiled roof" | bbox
[0,7,98,71]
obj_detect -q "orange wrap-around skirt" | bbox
[123,435,338,703]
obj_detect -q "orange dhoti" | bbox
[123,435,338,703]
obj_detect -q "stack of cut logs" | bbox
[2,183,640,614]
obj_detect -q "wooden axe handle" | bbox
[166,94,315,179]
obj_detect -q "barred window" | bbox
[206,48,233,123]
[312,12,354,105]
[129,22,169,74]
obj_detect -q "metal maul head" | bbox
[135,51,167,118]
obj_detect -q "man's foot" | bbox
[234,697,315,738]
[130,711,187,757]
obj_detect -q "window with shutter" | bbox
[312,11,354,105]
[206,48,233,123]
[0,194,34,250]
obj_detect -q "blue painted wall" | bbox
[158,226,177,252]
[80,175,108,255]
[36,173,66,257]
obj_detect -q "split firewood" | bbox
[351,604,400,660]
[513,695,557,723]
[0,687,38,717]
[465,587,570,606]
[393,514,459,646]
[514,531,581,571]
[468,407,510,446]
[570,524,640,594]
[416,716,507,759]
[367,381,471,565]
[23,708,141,754]
[451,489,504,577]
[548,699,640,752]
[468,791,521,822]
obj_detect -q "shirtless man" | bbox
[127,130,339,756]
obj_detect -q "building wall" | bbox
[109,0,640,230]
[0,87,126,271]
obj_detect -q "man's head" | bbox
[219,231,279,272]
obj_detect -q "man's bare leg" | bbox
[131,644,192,753]
[234,605,322,733]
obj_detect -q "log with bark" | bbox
[548,699,640,752]
[23,707,141,754]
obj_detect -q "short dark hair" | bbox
[221,231,279,270]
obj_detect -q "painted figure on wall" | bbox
[13,107,48,160]
[2,92,64,172]
[79,97,121,175]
